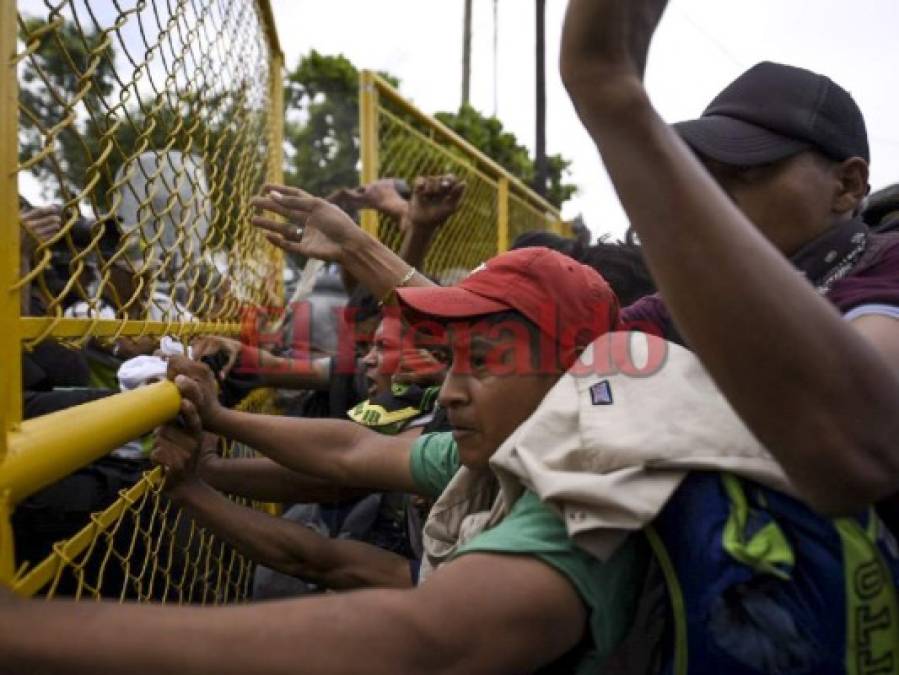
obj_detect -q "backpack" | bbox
[646,472,899,675]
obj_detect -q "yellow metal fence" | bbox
[1,12,571,604]
[1,0,285,601]
[10,388,280,601]
[358,71,564,284]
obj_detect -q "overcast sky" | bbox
[271,0,899,240]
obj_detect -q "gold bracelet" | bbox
[380,266,417,306]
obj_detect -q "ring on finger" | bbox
[293,225,304,238]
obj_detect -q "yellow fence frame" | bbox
[358,71,564,260]
[0,0,285,588]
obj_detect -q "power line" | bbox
[673,7,746,71]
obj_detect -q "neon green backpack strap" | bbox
[834,512,899,675]
[644,525,688,675]
[721,473,795,580]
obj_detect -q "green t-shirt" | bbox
[409,432,646,673]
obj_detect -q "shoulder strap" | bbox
[644,525,688,675]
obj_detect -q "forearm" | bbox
[204,409,417,493]
[570,81,899,510]
[207,409,362,482]
[341,231,433,300]
[171,480,333,580]
[0,589,442,675]
[200,456,368,503]
[235,347,330,390]
[397,220,439,269]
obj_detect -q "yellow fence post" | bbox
[0,0,20,584]
[359,70,380,237]
[267,47,285,302]
[1,0,21,448]
[268,51,285,186]
[497,178,509,252]
[357,72,561,274]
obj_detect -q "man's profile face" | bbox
[701,151,851,254]
[360,319,394,398]
[435,320,560,470]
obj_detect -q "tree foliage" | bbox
[18,16,117,202]
[283,50,399,198]
[435,105,576,208]
[19,15,266,252]
[20,29,576,213]
[284,51,575,209]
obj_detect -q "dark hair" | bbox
[510,230,586,259]
[577,239,656,307]
[511,229,654,307]
[344,286,380,324]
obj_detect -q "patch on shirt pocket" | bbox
[589,380,614,405]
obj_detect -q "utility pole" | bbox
[534,0,547,197]
[492,0,499,116]
[462,0,473,107]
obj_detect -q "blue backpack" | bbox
[645,472,899,675]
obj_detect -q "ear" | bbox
[832,157,869,216]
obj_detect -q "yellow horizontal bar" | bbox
[367,72,560,218]
[12,468,163,597]
[0,381,181,504]
[20,318,242,340]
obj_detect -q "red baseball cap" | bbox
[396,247,619,367]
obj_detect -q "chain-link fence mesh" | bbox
[361,73,562,284]
[11,389,280,601]
[4,0,285,603]
[15,0,283,348]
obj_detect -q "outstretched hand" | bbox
[560,0,668,94]
[20,206,62,256]
[328,178,410,220]
[251,184,369,263]
[191,335,242,381]
[167,355,225,430]
[151,399,204,493]
[404,175,466,231]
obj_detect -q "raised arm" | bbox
[397,174,465,269]
[560,0,899,514]
[251,184,435,301]
[167,356,420,494]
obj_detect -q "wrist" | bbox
[197,454,224,483]
[165,475,205,504]
[407,215,444,232]
[387,202,410,221]
[341,228,381,271]
[204,403,231,435]
[565,70,649,122]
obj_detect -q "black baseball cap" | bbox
[674,61,869,166]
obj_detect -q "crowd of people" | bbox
[4,0,899,673]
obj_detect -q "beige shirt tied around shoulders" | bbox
[487,332,796,561]
[419,332,796,581]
